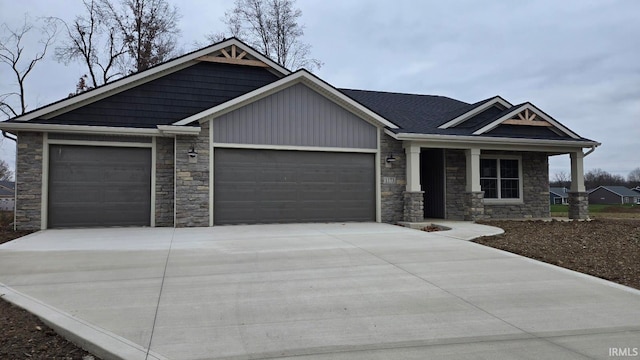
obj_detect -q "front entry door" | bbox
[420,148,445,218]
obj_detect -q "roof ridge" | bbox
[339,88,463,101]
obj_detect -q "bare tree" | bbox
[0,160,12,181]
[211,0,321,71]
[54,0,127,89]
[551,171,571,188]
[584,168,626,189]
[628,167,640,185]
[103,0,181,73]
[0,16,57,118]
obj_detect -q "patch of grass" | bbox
[550,204,640,216]
[550,204,568,213]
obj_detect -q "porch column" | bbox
[464,148,485,221]
[569,151,589,219]
[403,144,424,222]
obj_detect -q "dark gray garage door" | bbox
[214,148,375,224]
[48,145,152,228]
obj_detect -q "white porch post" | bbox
[569,150,589,219]
[570,151,585,192]
[403,143,424,222]
[405,144,421,192]
[465,148,481,192]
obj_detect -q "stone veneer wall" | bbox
[445,149,550,220]
[445,149,467,220]
[15,132,43,230]
[380,131,405,223]
[175,122,210,227]
[568,192,589,220]
[155,137,174,226]
[483,151,549,219]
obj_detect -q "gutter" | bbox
[2,131,16,141]
[385,129,601,148]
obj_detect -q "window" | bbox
[480,157,521,200]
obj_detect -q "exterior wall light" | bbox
[386,153,397,163]
[188,146,198,158]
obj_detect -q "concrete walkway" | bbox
[0,222,639,360]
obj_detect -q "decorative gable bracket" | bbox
[473,103,580,139]
[197,44,270,68]
[502,108,552,127]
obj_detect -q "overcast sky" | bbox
[1,0,638,180]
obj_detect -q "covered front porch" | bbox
[401,143,591,222]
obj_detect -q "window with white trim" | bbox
[480,157,521,200]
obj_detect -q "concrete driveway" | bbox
[0,223,639,360]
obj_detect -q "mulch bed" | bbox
[475,219,640,290]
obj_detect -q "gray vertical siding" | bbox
[213,83,378,149]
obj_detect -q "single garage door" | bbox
[214,148,375,224]
[48,145,152,228]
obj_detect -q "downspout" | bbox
[583,145,598,157]
[2,131,16,142]
[3,131,17,231]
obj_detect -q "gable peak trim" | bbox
[197,43,270,68]
[438,96,512,129]
[472,103,580,139]
[10,37,289,122]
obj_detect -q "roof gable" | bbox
[438,96,512,129]
[9,38,290,122]
[175,70,399,129]
[32,62,279,128]
[593,186,640,197]
[472,103,580,139]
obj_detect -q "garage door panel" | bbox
[48,145,151,228]
[214,148,375,225]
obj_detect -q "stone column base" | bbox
[464,191,485,221]
[403,191,424,222]
[568,192,589,220]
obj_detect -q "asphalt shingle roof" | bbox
[597,186,640,197]
[340,89,594,142]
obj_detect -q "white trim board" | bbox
[438,96,512,129]
[0,123,161,136]
[385,129,600,150]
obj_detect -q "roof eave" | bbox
[0,122,163,136]
[387,130,601,149]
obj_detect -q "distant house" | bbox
[631,186,640,194]
[549,187,569,205]
[0,181,15,211]
[588,186,640,205]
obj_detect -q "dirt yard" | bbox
[476,218,640,290]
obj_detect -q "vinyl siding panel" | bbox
[213,83,377,149]
[40,62,279,128]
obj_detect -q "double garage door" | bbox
[214,148,375,225]
[47,146,375,227]
[48,145,152,228]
